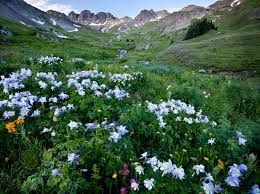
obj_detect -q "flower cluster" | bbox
[5,118,24,133]
[67,70,129,100]
[147,99,210,128]
[71,57,86,64]
[35,72,63,90]
[225,164,247,187]
[38,56,63,66]
[110,72,143,86]
[0,68,32,93]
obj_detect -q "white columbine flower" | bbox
[172,165,185,180]
[238,137,247,145]
[140,152,148,159]
[42,127,52,133]
[135,165,144,175]
[68,121,81,130]
[193,164,205,175]
[144,178,155,190]
[208,138,215,145]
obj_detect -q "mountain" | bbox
[68,10,117,26]
[47,10,80,32]
[0,0,249,34]
[0,0,77,32]
[208,0,244,11]
[0,0,51,28]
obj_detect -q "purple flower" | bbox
[117,125,128,136]
[67,153,79,165]
[225,176,240,187]
[249,184,260,194]
[52,169,62,177]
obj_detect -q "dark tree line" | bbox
[184,18,217,40]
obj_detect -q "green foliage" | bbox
[184,18,217,40]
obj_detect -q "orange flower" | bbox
[217,160,225,169]
[15,118,24,125]
[6,122,16,133]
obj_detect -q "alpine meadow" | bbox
[0,0,259,193]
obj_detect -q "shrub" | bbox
[184,18,217,40]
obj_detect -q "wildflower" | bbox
[160,160,174,176]
[193,164,205,175]
[238,137,247,145]
[135,165,144,175]
[140,152,148,159]
[5,157,9,163]
[15,118,24,124]
[225,176,240,187]
[42,127,52,133]
[182,149,187,153]
[117,125,128,136]
[204,157,209,161]
[215,183,223,193]
[249,184,260,194]
[67,153,80,165]
[6,122,16,133]
[203,173,214,183]
[120,164,130,176]
[52,169,62,177]
[108,132,121,143]
[53,117,58,122]
[236,131,247,145]
[172,165,185,180]
[208,138,215,145]
[147,156,158,169]
[217,160,225,170]
[97,109,102,113]
[130,179,139,191]
[112,173,117,179]
[51,131,56,137]
[144,178,155,190]
[68,121,81,130]
[120,187,128,194]
[202,182,215,194]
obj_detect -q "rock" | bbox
[118,49,127,58]
[248,8,260,20]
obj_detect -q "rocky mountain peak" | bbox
[68,11,79,21]
[47,10,67,18]
[134,9,158,23]
[156,10,170,18]
[208,0,244,11]
[181,5,206,12]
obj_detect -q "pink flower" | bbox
[120,187,128,194]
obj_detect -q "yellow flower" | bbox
[53,117,58,122]
[6,122,16,134]
[204,157,209,161]
[97,109,102,113]
[5,157,9,163]
[217,160,225,169]
[15,118,24,125]
[112,173,117,179]
[182,149,187,153]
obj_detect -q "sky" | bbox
[24,0,217,17]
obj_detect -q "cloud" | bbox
[24,0,78,15]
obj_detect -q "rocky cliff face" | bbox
[208,0,244,11]
[134,9,158,24]
[47,10,80,32]
[68,10,117,25]
[157,8,208,34]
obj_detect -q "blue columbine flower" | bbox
[249,184,260,194]
[67,153,80,165]
[52,169,62,177]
